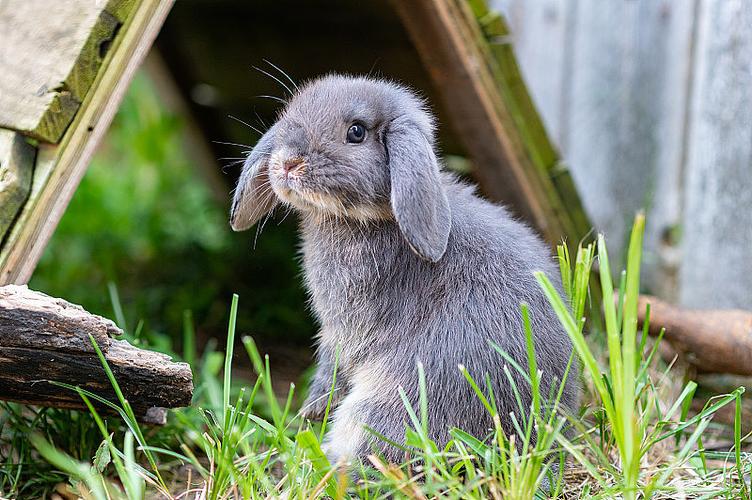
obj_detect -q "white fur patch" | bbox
[324,363,397,463]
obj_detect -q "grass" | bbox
[2,213,750,499]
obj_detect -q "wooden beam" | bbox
[0,131,34,241]
[0,285,193,424]
[391,0,592,245]
[0,0,175,285]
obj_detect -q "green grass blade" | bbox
[536,272,614,419]
[87,335,164,489]
[521,303,540,417]
[736,393,749,499]
[182,309,196,370]
[319,345,342,440]
[28,433,108,500]
[223,293,239,429]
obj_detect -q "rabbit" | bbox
[230,74,579,467]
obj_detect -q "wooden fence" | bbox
[494,0,752,310]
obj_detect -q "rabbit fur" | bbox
[230,74,579,466]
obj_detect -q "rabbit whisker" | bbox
[254,205,277,249]
[221,159,248,172]
[278,205,294,225]
[250,183,274,201]
[254,110,269,130]
[263,59,299,91]
[228,114,264,136]
[256,94,288,105]
[213,140,252,148]
[252,64,294,96]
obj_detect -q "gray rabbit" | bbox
[230,74,579,465]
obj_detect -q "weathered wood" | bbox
[0,0,175,285]
[497,0,752,312]
[490,0,574,145]
[494,1,701,302]
[679,1,752,310]
[0,285,193,424]
[392,0,592,246]
[560,0,695,297]
[637,294,752,376]
[0,285,116,352]
[0,131,34,241]
[0,145,57,285]
[0,0,137,143]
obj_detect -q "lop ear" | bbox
[386,116,451,263]
[230,124,280,231]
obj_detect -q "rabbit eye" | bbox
[346,123,366,144]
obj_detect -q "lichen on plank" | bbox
[0,0,137,143]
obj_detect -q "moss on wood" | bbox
[0,0,137,143]
[0,131,34,242]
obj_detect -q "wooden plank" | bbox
[0,285,193,424]
[556,0,696,294]
[679,1,752,310]
[0,0,175,285]
[490,0,574,146]
[0,144,57,285]
[391,0,592,247]
[490,0,698,296]
[0,0,136,143]
[0,131,34,241]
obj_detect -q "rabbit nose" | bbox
[283,157,305,175]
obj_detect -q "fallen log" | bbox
[636,294,752,376]
[0,285,193,424]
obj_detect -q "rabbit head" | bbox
[230,75,451,262]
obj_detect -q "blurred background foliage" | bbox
[29,73,315,357]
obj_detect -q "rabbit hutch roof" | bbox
[0,0,593,288]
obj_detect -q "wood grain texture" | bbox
[564,1,696,281]
[0,0,135,142]
[481,0,752,308]
[0,285,193,424]
[0,285,116,352]
[491,0,573,145]
[637,294,752,376]
[0,145,57,285]
[0,131,34,241]
[0,0,175,285]
[679,0,752,310]
[392,0,592,246]
[496,0,698,301]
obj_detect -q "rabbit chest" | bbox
[300,218,423,357]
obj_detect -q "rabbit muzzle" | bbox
[282,157,306,178]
